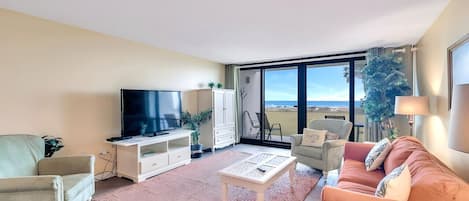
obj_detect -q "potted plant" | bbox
[361,52,411,140]
[42,135,64,157]
[181,109,212,158]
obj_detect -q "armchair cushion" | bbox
[0,175,63,201]
[294,145,323,159]
[38,155,95,176]
[63,173,94,201]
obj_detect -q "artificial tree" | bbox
[361,52,411,139]
[181,109,212,158]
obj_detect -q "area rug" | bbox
[93,151,320,201]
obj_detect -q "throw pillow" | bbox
[365,138,392,171]
[375,164,411,201]
[326,132,339,140]
[302,128,327,147]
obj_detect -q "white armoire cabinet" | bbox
[197,89,236,152]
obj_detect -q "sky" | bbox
[264,65,365,101]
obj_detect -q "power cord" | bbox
[95,145,117,182]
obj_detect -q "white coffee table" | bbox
[218,153,297,201]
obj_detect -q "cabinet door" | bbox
[213,90,225,128]
[223,91,235,126]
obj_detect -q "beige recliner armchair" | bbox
[291,119,353,181]
[0,134,95,201]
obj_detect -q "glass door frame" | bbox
[239,56,365,148]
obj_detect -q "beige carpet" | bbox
[93,151,320,201]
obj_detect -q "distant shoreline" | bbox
[265,100,362,108]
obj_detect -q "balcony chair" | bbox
[256,112,283,141]
[291,119,352,181]
[0,134,95,201]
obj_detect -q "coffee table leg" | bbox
[221,182,228,201]
[256,191,264,201]
[289,165,295,185]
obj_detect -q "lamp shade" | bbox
[394,96,430,115]
[449,84,469,153]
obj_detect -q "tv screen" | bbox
[121,89,182,137]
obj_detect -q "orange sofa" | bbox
[321,137,469,201]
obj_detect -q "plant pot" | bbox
[191,144,203,158]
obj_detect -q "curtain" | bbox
[225,64,242,143]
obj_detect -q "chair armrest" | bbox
[321,186,395,201]
[290,134,302,146]
[343,142,374,162]
[323,139,347,150]
[38,155,95,176]
[0,176,63,200]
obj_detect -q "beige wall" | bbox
[0,9,224,174]
[416,0,469,181]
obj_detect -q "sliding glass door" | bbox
[239,56,365,147]
[264,67,298,143]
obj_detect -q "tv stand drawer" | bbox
[169,148,190,164]
[140,153,168,174]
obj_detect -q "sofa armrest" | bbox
[343,142,374,162]
[321,186,395,201]
[0,176,63,201]
[38,155,95,176]
[290,134,302,146]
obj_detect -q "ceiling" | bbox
[0,0,449,64]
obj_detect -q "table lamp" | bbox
[394,96,430,136]
[449,84,469,153]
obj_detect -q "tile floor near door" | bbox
[95,144,338,201]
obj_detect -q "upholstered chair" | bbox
[291,119,353,181]
[0,134,95,201]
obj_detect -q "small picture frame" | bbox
[447,33,469,109]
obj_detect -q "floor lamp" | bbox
[394,96,430,136]
[449,84,469,153]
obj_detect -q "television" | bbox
[121,89,182,137]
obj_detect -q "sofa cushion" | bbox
[339,159,385,188]
[0,135,44,177]
[405,151,469,201]
[63,173,93,201]
[375,164,411,201]
[294,145,322,159]
[337,181,376,195]
[383,136,425,174]
[365,138,391,171]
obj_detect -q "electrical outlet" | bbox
[99,150,110,155]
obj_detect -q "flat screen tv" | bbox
[121,89,182,137]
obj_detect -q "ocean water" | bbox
[265,100,362,108]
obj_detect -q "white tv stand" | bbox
[108,129,191,183]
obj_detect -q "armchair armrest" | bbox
[38,155,95,176]
[290,134,302,146]
[323,139,347,150]
[0,176,63,201]
[321,186,395,201]
[343,142,374,162]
